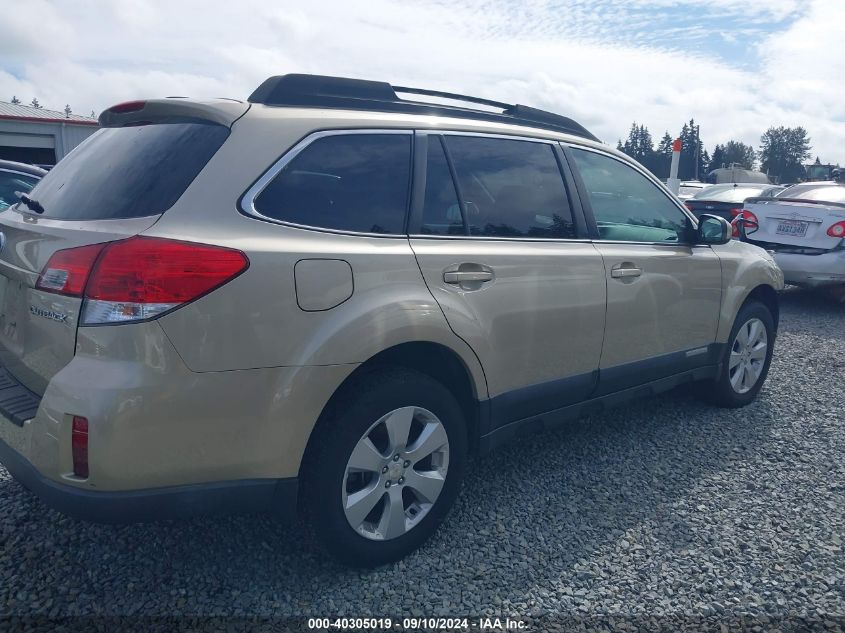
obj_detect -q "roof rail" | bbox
[248,74,599,142]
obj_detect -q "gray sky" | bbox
[1,0,843,162]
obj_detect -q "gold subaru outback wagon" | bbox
[0,74,783,566]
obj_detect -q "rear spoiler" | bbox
[98,98,249,128]
[744,196,845,210]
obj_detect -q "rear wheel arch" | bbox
[301,342,482,481]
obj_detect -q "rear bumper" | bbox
[773,249,845,287]
[0,434,298,523]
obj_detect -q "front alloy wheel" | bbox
[728,317,768,394]
[343,406,449,540]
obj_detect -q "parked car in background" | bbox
[685,183,784,222]
[0,74,783,566]
[739,182,845,288]
[0,160,46,210]
[677,180,708,200]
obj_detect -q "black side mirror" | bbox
[698,214,731,245]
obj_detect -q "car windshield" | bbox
[777,184,845,204]
[691,184,772,203]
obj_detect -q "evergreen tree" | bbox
[678,119,706,181]
[709,144,726,172]
[655,132,674,179]
[30,98,42,109]
[619,123,657,174]
[64,104,72,118]
[10,96,21,105]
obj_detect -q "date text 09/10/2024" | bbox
[306,617,528,630]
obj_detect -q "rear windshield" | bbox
[777,184,845,204]
[692,185,771,203]
[25,123,229,220]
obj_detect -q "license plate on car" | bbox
[775,220,809,237]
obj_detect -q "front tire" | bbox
[302,367,467,567]
[704,300,775,408]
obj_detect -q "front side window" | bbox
[442,135,576,239]
[570,148,690,243]
[253,134,411,234]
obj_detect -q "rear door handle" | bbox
[610,265,642,279]
[443,270,494,284]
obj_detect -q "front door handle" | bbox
[443,270,494,284]
[610,264,642,279]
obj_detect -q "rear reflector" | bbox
[71,416,89,478]
[36,237,249,324]
[827,221,845,238]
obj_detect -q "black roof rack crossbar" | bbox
[392,85,513,111]
[248,74,599,142]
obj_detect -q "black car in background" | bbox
[0,160,47,211]
[684,183,784,222]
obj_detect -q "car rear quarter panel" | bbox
[146,107,488,395]
[711,240,784,342]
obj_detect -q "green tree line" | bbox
[616,120,814,183]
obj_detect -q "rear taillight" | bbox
[71,416,89,478]
[729,208,744,217]
[827,221,845,238]
[684,203,694,212]
[36,243,107,297]
[731,210,758,238]
[36,237,249,325]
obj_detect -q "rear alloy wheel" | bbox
[303,368,467,567]
[704,300,775,408]
[342,406,449,541]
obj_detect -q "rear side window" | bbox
[0,171,39,210]
[443,136,576,238]
[777,184,845,203]
[27,123,229,220]
[253,134,411,234]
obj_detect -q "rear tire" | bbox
[703,300,775,408]
[301,367,467,567]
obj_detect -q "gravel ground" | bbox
[1,287,843,631]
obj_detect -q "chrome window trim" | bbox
[564,142,701,235]
[240,129,414,237]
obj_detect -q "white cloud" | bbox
[0,0,842,162]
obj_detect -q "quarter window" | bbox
[420,137,463,235]
[570,148,690,243]
[442,136,576,239]
[253,134,411,234]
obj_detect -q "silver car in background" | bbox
[740,182,845,287]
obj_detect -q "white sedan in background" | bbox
[739,182,845,288]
